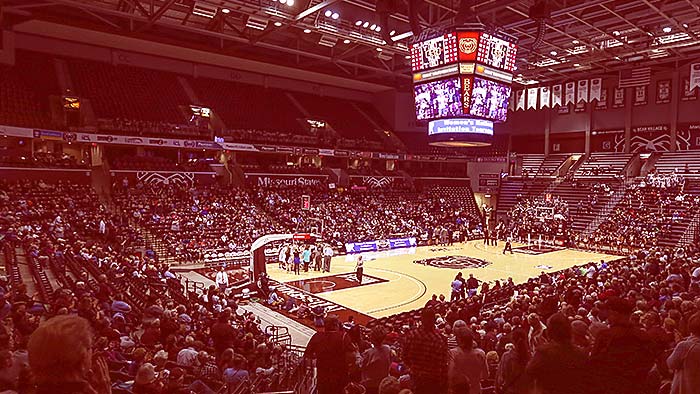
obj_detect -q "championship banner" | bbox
[682,78,698,101]
[539,86,550,108]
[690,63,700,91]
[590,78,602,101]
[633,86,647,106]
[516,89,525,110]
[612,87,625,108]
[565,82,575,105]
[527,87,538,109]
[595,88,608,110]
[508,91,515,111]
[656,80,671,104]
[577,80,589,103]
[551,85,562,107]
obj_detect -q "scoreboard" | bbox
[476,32,518,72]
[411,28,518,123]
[410,33,458,72]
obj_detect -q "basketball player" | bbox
[503,237,513,254]
[355,255,364,284]
[278,244,287,270]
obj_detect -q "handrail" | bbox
[581,180,628,236]
[677,209,700,247]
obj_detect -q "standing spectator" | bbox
[448,327,488,394]
[403,308,448,394]
[527,313,547,353]
[451,275,464,302]
[526,313,587,394]
[304,316,354,394]
[215,266,228,293]
[667,312,700,394]
[588,297,656,394]
[361,326,392,394]
[323,244,334,272]
[210,314,234,360]
[356,255,364,284]
[496,329,530,394]
[302,246,311,272]
[466,274,479,298]
[293,248,301,275]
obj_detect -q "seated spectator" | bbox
[267,289,284,308]
[27,315,111,394]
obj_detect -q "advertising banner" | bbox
[244,174,328,187]
[345,237,417,254]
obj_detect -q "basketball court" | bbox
[267,240,620,320]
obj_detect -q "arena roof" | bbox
[3,0,700,88]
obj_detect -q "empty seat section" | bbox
[190,78,303,134]
[68,59,188,122]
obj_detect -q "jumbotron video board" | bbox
[410,33,459,72]
[411,28,518,124]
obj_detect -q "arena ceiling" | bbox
[2,0,700,89]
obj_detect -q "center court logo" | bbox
[414,255,491,269]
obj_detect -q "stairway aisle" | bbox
[14,247,37,296]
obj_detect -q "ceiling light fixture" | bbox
[332,13,339,20]
[362,22,369,28]
[572,39,579,44]
[370,24,377,30]
[376,26,381,32]
[355,20,363,26]
[324,10,332,17]
[574,63,580,67]
[221,8,230,14]
[274,21,282,27]
[550,50,557,56]
[343,39,351,44]
[303,28,311,33]
[391,31,413,41]
[612,30,620,36]
[662,26,672,33]
[376,47,382,52]
[390,30,395,36]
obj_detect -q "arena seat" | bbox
[190,77,305,136]
[654,151,700,176]
[0,50,59,129]
[575,152,634,178]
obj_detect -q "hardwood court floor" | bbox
[268,240,619,319]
